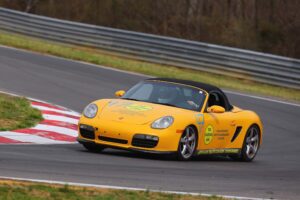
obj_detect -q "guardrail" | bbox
[0,7,299,89]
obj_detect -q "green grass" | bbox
[0,180,224,200]
[0,93,43,131]
[0,32,299,102]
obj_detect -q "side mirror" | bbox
[207,105,225,113]
[115,90,125,97]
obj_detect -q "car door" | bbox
[198,92,236,151]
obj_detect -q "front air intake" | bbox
[132,134,159,148]
[99,136,128,144]
[79,124,95,139]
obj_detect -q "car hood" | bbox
[97,99,192,125]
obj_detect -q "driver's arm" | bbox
[187,100,199,109]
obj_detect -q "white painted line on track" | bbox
[0,132,70,144]
[42,114,78,125]
[32,124,78,137]
[0,176,272,200]
[2,44,298,108]
[224,90,300,108]
[0,44,151,79]
[77,60,153,78]
[0,89,81,114]
[31,105,80,116]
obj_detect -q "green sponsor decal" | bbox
[198,150,209,155]
[224,149,239,154]
[204,125,213,144]
[197,148,240,155]
[126,104,152,111]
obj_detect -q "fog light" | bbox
[145,135,158,141]
[79,124,94,131]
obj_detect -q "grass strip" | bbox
[0,179,225,200]
[0,93,43,131]
[0,32,299,102]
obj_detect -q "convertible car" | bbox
[77,78,263,161]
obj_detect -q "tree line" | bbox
[1,0,299,58]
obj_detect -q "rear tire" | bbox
[177,126,198,161]
[82,143,105,153]
[233,125,260,162]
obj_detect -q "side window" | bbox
[207,92,227,110]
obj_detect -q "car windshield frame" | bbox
[121,80,207,112]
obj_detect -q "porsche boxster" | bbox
[77,78,263,161]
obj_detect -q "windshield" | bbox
[122,81,207,111]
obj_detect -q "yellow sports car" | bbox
[78,78,263,161]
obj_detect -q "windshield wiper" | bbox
[121,97,141,101]
[149,102,180,108]
[122,99,180,108]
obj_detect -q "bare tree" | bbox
[0,0,299,58]
[24,0,39,13]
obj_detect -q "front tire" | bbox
[82,143,105,153]
[177,126,198,161]
[234,125,260,162]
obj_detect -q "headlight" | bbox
[83,103,98,118]
[151,116,174,129]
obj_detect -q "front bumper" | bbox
[78,118,182,152]
[77,137,176,154]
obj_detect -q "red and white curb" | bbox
[0,97,80,144]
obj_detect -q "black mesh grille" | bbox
[132,134,159,148]
[99,136,128,144]
[79,124,95,139]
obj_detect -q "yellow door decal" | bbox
[204,125,213,144]
[195,114,204,125]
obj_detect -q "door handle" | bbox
[230,121,236,126]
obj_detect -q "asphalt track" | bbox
[0,46,299,199]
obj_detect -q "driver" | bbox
[185,90,201,109]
